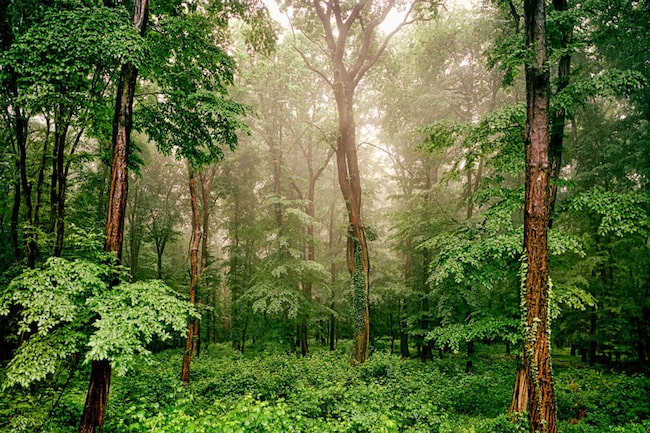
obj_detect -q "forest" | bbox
[0,0,649,432]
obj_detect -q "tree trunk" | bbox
[78,360,111,433]
[548,0,571,228]
[181,165,202,384]
[98,161,109,222]
[193,167,216,355]
[522,0,557,431]
[78,2,148,431]
[334,90,370,363]
[127,180,141,280]
[328,196,337,352]
[509,356,529,415]
[33,118,51,236]
[16,114,36,268]
[53,115,71,257]
[399,299,410,358]
[11,175,21,262]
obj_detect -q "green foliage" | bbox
[3,345,649,432]
[427,317,521,352]
[555,368,650,428]
[137,10,250,167]
[86,280,196,375]
[567,189,650,238]
[0,254,193,389]
[2,4,144,111]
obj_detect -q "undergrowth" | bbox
[1,343,649,432]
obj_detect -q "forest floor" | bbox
[1,341,649,432]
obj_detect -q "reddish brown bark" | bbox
[78,1,149,432]
[181,165,202,384]
[78,360,111,433]
[509,357,529,415]
[522,0,557,432]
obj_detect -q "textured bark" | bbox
[522,0,557,431]
[509,358,529,414]
[78,1,149,431]
[78,360,111,433]
[181,166,202,384]
[332,76,370,364]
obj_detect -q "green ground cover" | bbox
[1,343,649,432]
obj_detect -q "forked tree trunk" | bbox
[309,0,417,363]
[78,1,148,431]
[522,0,557,431]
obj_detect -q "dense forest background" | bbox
[1,0,649,432]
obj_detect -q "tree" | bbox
[78,1,149,431]
[135,4,256,382]
[521,0,556,431]
[289,0,439,364]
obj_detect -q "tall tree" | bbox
[78,1,149,431]
[290,0,438,363]
[521,0,556,431]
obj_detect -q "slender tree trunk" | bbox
[16,114,37,268]
[190,167,215,356]
[33,118,51,234]
[181,165,202,384]
[399,298,410,358]
[548,0,571,228]
[156,244,164,279]
[48,145,57,235]
[127,180,140,280]
[328,196,337,352]
[521,0,557,431]
[78,2,148,432]
[11,174,21,262]
[98,162,109,222]
[53,117,69,257]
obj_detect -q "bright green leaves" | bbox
[137,11,250,168]
[3,257,109,336]
[0,257,108,389]
[0,258,193,388]
[568,188,650,238]
[427,317,521,352]
[2,5,145,112]
[86,280,195,375]
[2,329,86,389]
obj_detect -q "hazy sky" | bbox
[262,0,481,34]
